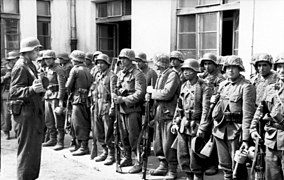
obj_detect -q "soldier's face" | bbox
[120,57,132,69]
[276,63,284,80]
[96,60,108,72]
[203,61,216,74]
[29,48,40,61]
[85,59,92,66]
[257,62,271,76]
[183,68,197,81]
[170,59,181,68]
[226,65,240,80]
[136,60,146,70]
[44,58,55,67]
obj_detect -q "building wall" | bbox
[19,0,37,39]
[132,0,173,59]
[239,0,284,77]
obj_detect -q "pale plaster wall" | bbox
[19,0,37,39]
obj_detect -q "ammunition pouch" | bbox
[223,112,242,123]
[10,100,24,116]
[184,109,193,120]
[47,84,59,92]
[77,88,88,103]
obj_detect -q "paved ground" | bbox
[1,131,224,180]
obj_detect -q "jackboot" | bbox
[44,129,50,143]
[53,130,65,151]
[42,131,57,147]
[193,173,204,180]
[69,138,80,152]
[165,164,177,180]
[128,153,142,174]
[149,160,168,176]
[104,146,115,165]
[120,148,133,167]
[72,140,90,156]
[94,146,108,162]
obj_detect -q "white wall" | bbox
[19,0,37,39]
[51,0,70,53]
[132,0,172,59]
[239,0,284,77]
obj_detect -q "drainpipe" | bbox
[70,0,77,51]
[250,0,256,75]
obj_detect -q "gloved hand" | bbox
[31,79,44,93]
[210,94,220,104]
[251,131,261,143]
[171,124,179,134]
[240,141,249,150]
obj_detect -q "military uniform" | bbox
[66,50,93,155]
[9,37,44,180]
[43,61,66,147]
[212,56,256,180]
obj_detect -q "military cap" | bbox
[85,52,93,61]
[181,58,200,72]
[57,53,70,61]
[119,48,135,61]
[153,53,170,68]
[42,50,56,59]
[20,37,42,53]
[135,52,147,62]
[223,55,245,72]
[95,53,110,65]
[6,51,19,60]
[253,53,273,65]
[170,51,184,62]
[69,50,86,63]
[200,53,218,67]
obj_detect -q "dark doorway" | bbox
[222,11,234,56]
[118,20,131,52]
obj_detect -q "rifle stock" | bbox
[114,91,122,173]
[64,93,73,134]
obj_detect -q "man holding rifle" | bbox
[250,52,284,180]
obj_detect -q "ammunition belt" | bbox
[223,112,242,123]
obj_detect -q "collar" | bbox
[228,74,243,85]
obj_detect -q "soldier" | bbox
[112,48,146,173]
[211,55,256,180]
[91,53,117,165]
[170,50,185,83]
[85,52,94,70]
[1,51,19,139]
[41,50,66,150]
[250,53,278,105]
[9,37,45,180]
[58,53,73,78]
[66,50,93,156]
[146,53,180,179]
[250,52,284,180]
[171,59,213,180]
[90,51,102,78]
[198,53,225,175]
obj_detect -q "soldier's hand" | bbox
[251,131,261,142]
[171,124,179,134]
[59,100,64,107]
[145,93,151,101]
[196,129,205,138]
[146,86,154,94]
[210,94,220,104]
[240,141,249,150]
[3,72,11,79]
[31,79,44,93]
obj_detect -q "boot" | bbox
[104,146,115,165]
[44,130,50,143]
[72,140,90,156]
[149,160,168,176]
[120,148,133,167]
[193,173,204,180]
[53,131,65,151]
[186,172,194,180]
[94,146,108,162]
[128,153,142,174]
[165,165,177,180]
[3,131,10,140]
[69,138,80,152]
[42,131,57,147]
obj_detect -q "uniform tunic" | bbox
[10,57,45,180]
[250,81,284,180]
[212,75,256,179]
[66,64,93,141]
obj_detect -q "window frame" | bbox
[37,0,51,50]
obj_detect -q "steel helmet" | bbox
[6,51,19,60]
[20,37,42,53]
[119,48,135,61]
[181,58,200,72]
[85,52,93,61]
[95,53,110,65]
[69,50,86,63]
[92,51,102,61]
[200,53,218,67]
[192,137,207,159]
[274,52,284,70]
[170,51,184,62]
[135,52,147,62]
[42,50,56,59]
[57,53,70,61]
[36,50,45,62]
[223,55,245,72]
[216,56,227,66]
[254,53,273,65]
[153,53,170,68]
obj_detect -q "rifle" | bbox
[114,88,122,173]
[64,92,73,134]
[250,101,266,180]
[90,102,98,160]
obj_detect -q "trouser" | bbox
[265,147,284,180]
[95,113,114,148]
[45,99,65,136]
[14,105,44,180]
[72,103,91,141]
[1,96,12,132]
[215,135,242,180]
[153,119,178,168]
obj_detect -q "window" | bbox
[96,0,131,18]
[37,0,51,49]
[1,0,20,59]
[176,1,239,58]
[97,24,116,58]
